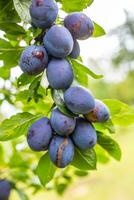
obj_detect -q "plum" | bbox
[27,117,52,151]
[20,45,48,75]
[50,108,76,136]
[30,0,58,29]
[84,99,110,122]
[43,25,74,58]
[0,180,11,200]
[64,86,95,114]
[49,136,74,168]
[64,12,94,40]
[70,39,80,59]
[46,58,74,89]
[71,117,97,150]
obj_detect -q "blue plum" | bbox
[84,99,110,122]
[50,108,76,136]
[30,0,58,29]
[49,136,74,168]
[64,86,95,114]
[70,39,80,59]
[43,25,74,58]
[27,117,52,151]
[71,117,97,150]
[0,180,11,200]
[20,45,48,75]
[46,58,74,89]
[64,12,94,40]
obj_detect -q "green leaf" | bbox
[17,73,35,87]
[0,112,42,141]
[36,153,56,186]
[74,170,88,177]
[70,59,103,87]
[13,0,31,23]
[0,0,20,24]
[0,39,23,68]
[16,90,29,101]
[0,23,25,36]
[97,132,121,161]
[95,145,110,164]
[0,38,13,52]
[103,99,134,126]
[0,66,10,79]
[94,119,116,134]
[71,148,97,170]
[93,22,106,37]
[52,89,77,117]
[59,0,94,13]
[55,183,68,195]
[28,75,42,102]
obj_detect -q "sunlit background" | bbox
[1,0,134,199]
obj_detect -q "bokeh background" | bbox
[1,0,134,199]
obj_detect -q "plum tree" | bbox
[70,39,80,59]
[50,108,76,136]
[46,58,74,89]
[64,12,94,40]
[0,180,11,200]
[20,45,48,75]
[71,117,97,150]
[43,25,74,58]
[84,99,110,122]
[30,0,58,29]
[64,86,95,114]
[49,136,74,168]
[27,117,52,151]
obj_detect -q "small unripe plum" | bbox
[20,45,48,75]
[49,136,74,168]
[46,58,74,89]
[50,108,76,136]
[64,12,94,40]
[64,86,95,114]
[84,99,110,122]
[27,117,52,151]
[30,0,58,29]
[71,117,97,150]
[70,39,80,59]
[43,25,74,58]
[0,180,11,200]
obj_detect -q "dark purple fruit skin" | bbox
[30,0,58,29]
[64,86,95,114]
[20,45,48,75]
[71,117,97,150]
[46,58,74,89]
[43,25,74,58]
[64,12,94,40]
[84,99,110,122]
[50,108,76,136]
[0,180,11,200]
[70,39,80,59]
[49,136,74,168]
[27,117,52,151]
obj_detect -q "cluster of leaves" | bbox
[0,0,134,199]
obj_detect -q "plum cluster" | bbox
[27,98,110,168]
[19,0,110,168]
[20,0,94,86]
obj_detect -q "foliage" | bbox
[0,0,133,199]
